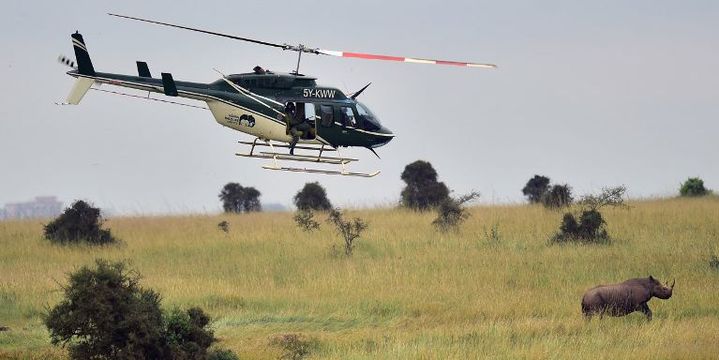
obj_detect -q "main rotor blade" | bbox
[108,13,287,50]
[108,13,496,69]
[317,49,497,69]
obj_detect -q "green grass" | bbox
[1,197,718,359]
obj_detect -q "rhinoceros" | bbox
[581,276,674,320]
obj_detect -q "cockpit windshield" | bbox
[356,102,382,131]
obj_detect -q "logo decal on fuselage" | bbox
[225,114,256,128]
[303,88,337,99]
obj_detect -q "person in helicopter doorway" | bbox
[280,102,312,155]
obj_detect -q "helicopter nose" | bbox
[372,126,395,147]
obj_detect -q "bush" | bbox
[522,175,550,204]
[294,182,332,211]
[164,307,215,359]
[432,192,480,233]
[542,184,573,209]
[270,334,318,360]
[219,182,262,213]
[551,186,626,244]
[217,221,230,233]
[43,200,115,245]
[680,177,709,197]
[44,260,234,360]
[328,208,367,256]
[45,260,166,359]
[400,160,450,211]
[553,210,609,244]
[294,210,320,232]
[709,255,719,270]
[208,348,240,360]
[483,222,501,244]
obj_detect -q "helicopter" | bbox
[59,14,496,177]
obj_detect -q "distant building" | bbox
[262,203,288,212]
[1,196,63,220]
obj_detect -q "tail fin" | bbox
[71,32,95,76]
[65,32,96,104]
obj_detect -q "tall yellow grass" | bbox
[1,197,718,359]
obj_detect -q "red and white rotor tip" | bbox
[317,49,496,69]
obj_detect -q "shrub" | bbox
[553,210,609,244]
[45,260,166,359]
[208,348,241,360]
[432,192,480,233]
[483,222,501,244]
[294,210,320,232]
[270,334,317,360]
[710,255,719,270]
[44,259,235,360]
[217,221,230,233]
[219,183,262,213]
[400,160,450,211]
[680,177,709,197]
[293,182,332,211]
[328,208,367,256]
[43,200,115,245]
[551,186,626,244]
[542,184,573,209]
[522,175,550,204]
[164,307,215,359]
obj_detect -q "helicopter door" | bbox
[302,103,317,140]
[290,102,317,140]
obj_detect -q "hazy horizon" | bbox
[2,0,717,214]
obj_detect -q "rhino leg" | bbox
[639,303,652,320]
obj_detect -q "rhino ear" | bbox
[649,275,655,281]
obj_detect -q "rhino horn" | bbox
[671,279,675,289]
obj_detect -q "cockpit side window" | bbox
[320,105,334,127]
[340,106,357,127]
[356,102,382,131]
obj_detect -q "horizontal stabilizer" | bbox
[161,73,178,96]
[65,77,95,105]
[137,61,152,77]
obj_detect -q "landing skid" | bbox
[262,165,380,178]
[236,139,380,178]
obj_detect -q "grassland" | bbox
[1,197,718,359]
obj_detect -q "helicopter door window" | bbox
[295,102,306,120]
[304,103,317,123]
[340,106,357,127]
[320,105,334,127]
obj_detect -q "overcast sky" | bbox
[1,0,717,214]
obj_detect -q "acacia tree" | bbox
[219,183,262,213]
[294,182,332,211]
[522,175,550,204]
[400,160,450,211]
